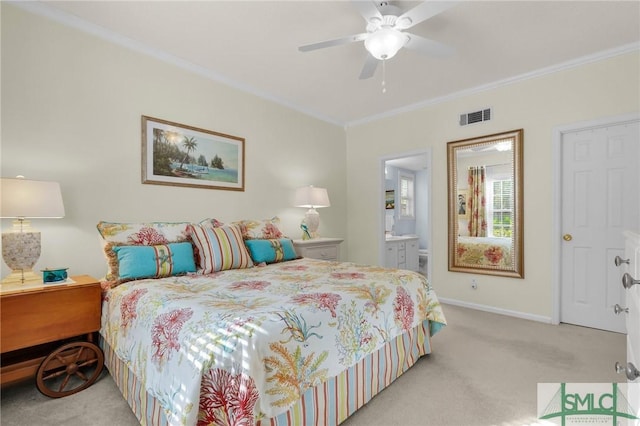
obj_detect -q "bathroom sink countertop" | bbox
[385,235,419,241]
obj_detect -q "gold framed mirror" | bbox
[447,129,524,278]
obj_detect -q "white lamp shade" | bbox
[294,186,330,209]
[1,178,65,218]
[364,28,407,60]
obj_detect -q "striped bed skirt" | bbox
[100,319,433,426]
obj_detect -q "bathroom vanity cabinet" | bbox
[385,236,419,272]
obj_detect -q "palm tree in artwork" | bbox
[178,136,198,170]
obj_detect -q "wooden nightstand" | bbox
[293,238,344,261]
[0,275,104,397]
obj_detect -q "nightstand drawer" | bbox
[304,245,339,261]
[292,238,344,261]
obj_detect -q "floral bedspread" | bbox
[456,236,512,268]
[100,258,446,425]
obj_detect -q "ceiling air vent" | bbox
[459,108,492,126]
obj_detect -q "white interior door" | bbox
[623,232,640,383]
[560,120,639,333]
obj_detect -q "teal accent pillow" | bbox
[112,242,196,281]
[244,238,297,264]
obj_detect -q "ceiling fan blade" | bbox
[351,0,383,24]
[395,1,459,30]
[404,33,455,58]
[359,53,379,80]
[298,33,368,52]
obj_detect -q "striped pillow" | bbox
[188,224,253,273]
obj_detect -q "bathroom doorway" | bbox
[380,149,432,278]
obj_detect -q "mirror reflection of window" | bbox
[485,165,513,238]
[489,180,513,237]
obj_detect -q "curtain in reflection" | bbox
[467,166,487,237]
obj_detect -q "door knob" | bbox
[622,272,640,289]
[563,234,572,241]
[613,304,629,315]
[615,361,640,381]
[615,255,630,266]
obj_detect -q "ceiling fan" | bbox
[298,1,458,80]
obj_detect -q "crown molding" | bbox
[9,1,639,130]
[346,42,640,128]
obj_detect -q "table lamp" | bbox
[294,185,330,239]
[1,176,65,284]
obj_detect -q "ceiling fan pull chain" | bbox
[382,59,387,94]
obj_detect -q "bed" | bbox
[97,219,446,426]
[456,236,512,268]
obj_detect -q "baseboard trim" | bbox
[438,297,553,324]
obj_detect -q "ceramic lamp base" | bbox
[1,269,41,285]
[2,227,42,285]
[303,208,320,239]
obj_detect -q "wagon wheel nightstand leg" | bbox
[36,341,104,398]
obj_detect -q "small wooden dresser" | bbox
[0,275,104,397]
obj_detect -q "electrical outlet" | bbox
[471,279,478,289]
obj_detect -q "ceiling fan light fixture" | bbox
[396,16,413,29]
[364,28,407,60]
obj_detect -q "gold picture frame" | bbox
[142,116,245,191]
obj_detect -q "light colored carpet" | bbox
[0,304,626,426]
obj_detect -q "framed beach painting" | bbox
[142,116,245,191]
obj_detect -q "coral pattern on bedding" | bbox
[233,217,284,240]
[100,258,446,425]
[456,236,512,268]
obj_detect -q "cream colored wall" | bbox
[3,4,638,320]
[0,4,347,279]
[346,52,640,319]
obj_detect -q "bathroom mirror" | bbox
[447,129,524,278]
